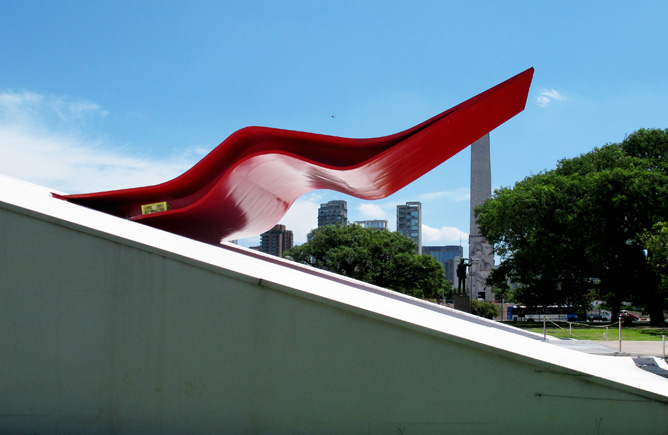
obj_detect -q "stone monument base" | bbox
[454,293,470,313]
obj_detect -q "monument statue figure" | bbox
[457,258,471,293]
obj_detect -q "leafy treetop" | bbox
[284,224,448,299]
[476,128,668,325]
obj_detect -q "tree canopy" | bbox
[284,224,449,299]
[475,129,668,325]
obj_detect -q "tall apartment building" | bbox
[318,200,348,227]
[260,224,293,257]
[354,220,388,231]
[423,245,464,286]
[396,201,422,254]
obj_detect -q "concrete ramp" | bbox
[1,174,667,434]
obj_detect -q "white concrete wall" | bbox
[1,176,668,434]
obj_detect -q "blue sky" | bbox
[1,1,667,250]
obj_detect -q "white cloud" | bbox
[0,91,42,108]
[0,125,200,193]
[357,203,387,219]
[536,88,564,108]
[419,188,469,202]
[53,99,107,122]
[0,90,199,193]
[0,91,107,127]
[422,224,468,244]
[278,195,320,245]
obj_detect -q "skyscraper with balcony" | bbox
[396,201,422,254]
[317,200,348,227]
[260,224,293,257]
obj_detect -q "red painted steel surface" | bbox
[55,68,534,244]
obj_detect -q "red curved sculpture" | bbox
[55,68,534,244]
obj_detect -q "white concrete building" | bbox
[1,175,667,434]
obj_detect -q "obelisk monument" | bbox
[469,134,494,301]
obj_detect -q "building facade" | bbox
[423,245,463,285]
[260,224,294,257]
[354,220,388,231]
[317,200,348,227]
[396,201,422,254]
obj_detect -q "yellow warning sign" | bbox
[141,201,171,215]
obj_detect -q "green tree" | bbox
[284,224,447,299]
[643,222,668,276]
[476,170,594,308]
[485,267,513,302]
[641,221,668,319]
[476,129,668,325]
[470,300,500,319]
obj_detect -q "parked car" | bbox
[619,310,639,324]
[587,310,610,322]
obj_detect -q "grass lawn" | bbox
[512,323,668,341]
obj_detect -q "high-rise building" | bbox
[355,220,388,231]
[260,224,293,257]
[423,245,464,285]
[318,200,348,227]
[396,201,422,254]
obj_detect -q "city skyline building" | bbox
[317,200,348,227]
[423,245,464,285]
[260,224,293,257]
[396,201,422,254]
[355,219,388,231]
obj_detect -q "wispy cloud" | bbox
[279,193,320,245]
[419,188,469,202]
[536,88,564,108]
[0,90,201,193]
[422,224,467,244]
[0,91,107,126]
[357,203,387,219]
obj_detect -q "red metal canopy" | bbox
[55,68,534,244]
